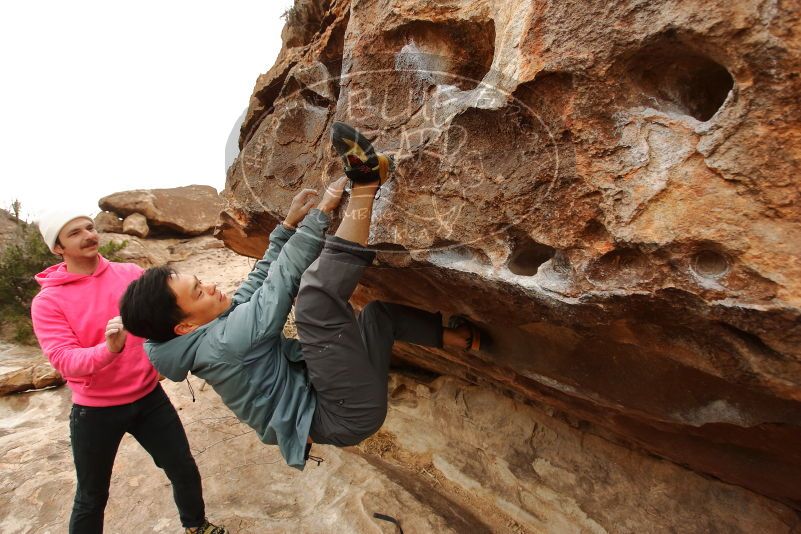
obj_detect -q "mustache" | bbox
[81,239,99,248]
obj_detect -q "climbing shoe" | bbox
[447,315,487,351]
[185,519,227,534]
[331,121,395,186]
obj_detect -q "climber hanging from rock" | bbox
[119,122,485,468]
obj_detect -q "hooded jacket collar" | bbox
[144,324,210,382]
[35,254,111,288]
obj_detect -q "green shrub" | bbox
[0,222,58,345]
[99,239,128,262]
[10,315,36,345]
[0,216,130,345]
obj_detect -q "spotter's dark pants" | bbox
[295,235,443,446]
[68,384,205,533]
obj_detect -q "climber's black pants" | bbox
[295,235,443,446]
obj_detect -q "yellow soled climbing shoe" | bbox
[331,121,395,185]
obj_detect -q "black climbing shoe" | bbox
[447,315,489,352]
[331,121,395,186]
[185,519,226,534]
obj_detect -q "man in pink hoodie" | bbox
[30,211,224,534]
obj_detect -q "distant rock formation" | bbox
[122,213,149,238]
[0,342,63,396]
[93,211,123,233]
[99,185,223,236]
[97,232,242,271]
[0,209,21,249]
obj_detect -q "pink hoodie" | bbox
[31,254,159,406]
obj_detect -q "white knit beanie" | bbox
[37,210,93,253]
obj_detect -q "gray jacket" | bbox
[145,209,330,469]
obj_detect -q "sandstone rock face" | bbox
[99,185,223,236]
[221,0,801,514]
[122,212,149,238]
[93,211,123,233]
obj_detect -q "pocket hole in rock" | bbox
[388,19,495,91]
[627,39,734,121]
[508,241,556,276]
[691,250,729,279]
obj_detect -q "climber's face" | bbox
[169,273,232,335]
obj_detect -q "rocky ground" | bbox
[0,373,502,533]
[1,233,800,533]
[0,235,502,533]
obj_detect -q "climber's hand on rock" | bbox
[317,176,348,213]
[284,188,319,229]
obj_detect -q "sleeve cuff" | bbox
[95,343,118,367]
[271,223,296,240]
[299,209,331,234]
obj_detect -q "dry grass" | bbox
[358,430,400,457]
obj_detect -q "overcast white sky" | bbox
[0,0,294,221]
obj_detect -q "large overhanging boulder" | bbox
[99,185,223,236]
[219,0,801,512]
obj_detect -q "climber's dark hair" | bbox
[120,266,185,343]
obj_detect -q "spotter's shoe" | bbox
[185,519,227,534]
